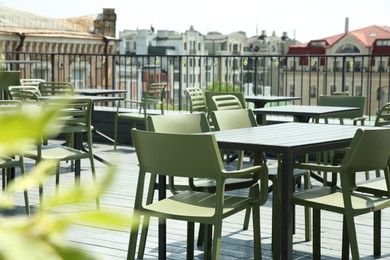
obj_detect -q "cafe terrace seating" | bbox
[23,98,99,208]
[127,129,268,260]
[293,128,390,259]
[114,82,167,149]
[0,100,30,215]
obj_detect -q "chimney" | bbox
[345,17,349,33]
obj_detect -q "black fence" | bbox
[2,52,390,120]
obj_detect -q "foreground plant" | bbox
[0,102,131,260]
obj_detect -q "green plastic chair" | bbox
[185,87,208,113]
[210,108,311,251]
[293,128,390,259]
[23,98,99,209]
[20,78,45,87]
[353,102,390,195]
[8,86,42,104]
[114,82,167,149]
[0,100,30,215]
[38,82,75,96]
[317,95,366,125]
[211,94,243,111]
[135,112,262,258]
[127,129,268,260]
[205,90,246,114]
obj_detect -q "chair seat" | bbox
[293,186,390,214]
[356,177,388,196]
[25,144,90,161]
[117,112,146,120]
[144,190,252,220]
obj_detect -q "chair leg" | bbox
[197,223,205,246]
[243,187,255,230]
[374,211,381,256]
[313,209,321,260]
[341,216,349,260]
[114,116,118,150]
[19,160,30,215]
[127,211,141,260]
[137,174,158,259]
[303,173,311,242]
[187,222,195,259]
[204,224,212,260]
[252,186,262,260]
[344,211,360,259]
[55,163,60,194]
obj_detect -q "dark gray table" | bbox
[74,89,127,96]
[214,122,375,260]
[253,105,360,123]
[245,95,301,109]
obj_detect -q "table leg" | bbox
[279,152,294,260]
[158,175,167,259]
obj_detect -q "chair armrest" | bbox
[293,162,340,173]
[352,116,366,125]
[223,165,269,205]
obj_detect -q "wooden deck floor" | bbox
[4,141,390,260]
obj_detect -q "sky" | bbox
[0,0,389,43]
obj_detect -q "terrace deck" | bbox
[4,140,390,260]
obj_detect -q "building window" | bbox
[310,85,317,98]
[356,85,362,96]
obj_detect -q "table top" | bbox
[214,122,374,154]
[74,89,127,96]
[253,105,359,122]
[245,95,301,103]
[39,95,124,103]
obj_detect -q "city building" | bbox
[0,6,119,89]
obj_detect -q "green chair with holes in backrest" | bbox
[293,128,390,259]
[114,82,167,149]
[127,129,267,260]
[38,82,75,96]
[185,87,208,113]
[317,95,366,125]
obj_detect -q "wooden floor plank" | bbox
[3,141,390,259]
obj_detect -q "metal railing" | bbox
[2,51,390,120]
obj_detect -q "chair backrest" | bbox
[0,100,22,113]
[341,128,390,174]
[132,129,223,179]
[38,82,75,96]
[205,91,246,113]
[0,71,21,99]
[374,102,390,127]
[8,86,41,103]
[210,109,258,131]
[185,87,207,113]
[142,82,167,113]
[147,113,211,133]
[20,78,45,86]
[43,98,92,136]
[317,95,366,119]
[211,95,243,111]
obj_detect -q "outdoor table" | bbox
[253,105,360,124]
[245,95,302,109]
[74,88,127,96]
[213,122,376,259]
[245,95,302,123]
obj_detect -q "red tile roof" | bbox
[288,25,390,54]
